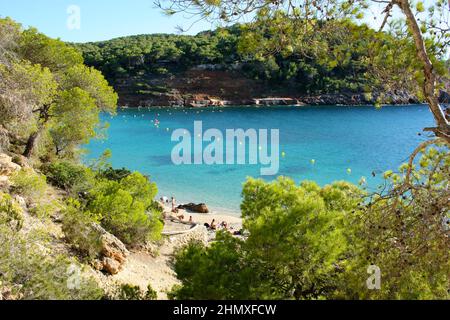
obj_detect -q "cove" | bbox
[85,104,434,214]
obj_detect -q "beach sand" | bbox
[162,203,243,230]
[109,203,243,299]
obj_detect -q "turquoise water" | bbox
[86,105,434,214]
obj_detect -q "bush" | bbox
[98,166,132,182]
[62,200,103,259]
[29,200,62,220]
[0,192,24,231]
[169,233,253,300]
[337,145,450,300]
[87,172,163,245]
[43,161,94,192]
[0,225,104,300]
[170,146,450,300]
[10,168,47,201]
[114,284,157,300]
[171,178,365,300]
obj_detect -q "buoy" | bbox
[311,159,316,165]
[281,152,286,158]
[347,168,352,175]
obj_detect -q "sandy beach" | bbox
[109,203,243,299]
[162,203,243,230]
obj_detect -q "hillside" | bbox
[74,23,427,107]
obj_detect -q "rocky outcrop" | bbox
[107,67,448,108]
[299,91,420,106]
[91,224,130,275]
[0,154,21,176]
[0,153,21,189]
[178,203,210,214]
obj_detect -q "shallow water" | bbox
[85,104,434,214]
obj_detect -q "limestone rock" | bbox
[90,224,130,275]
[102,258,122,275]
[178,203,210,214]
[0,154,21,176]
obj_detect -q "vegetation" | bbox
[1,0,449,301]
[74,20,434,97]
[0,18,165,300]
[338,143,450,299]
[170,146,449,299]
[97,166,132,182]
[0,195,104,300]
[158,0,449,140]
[115,284,158,300]
[0,192,24,231]
[10,168,47,201]
[62,200,103,259]
[0,18,118,159]
[43,161,94,192]
[163,0,450,300]
[86,172,163,245]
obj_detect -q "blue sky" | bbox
[0,0,392,43]
[0,0,215,42]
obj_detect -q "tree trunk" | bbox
[395,0,450,142]
[23,131,40,158]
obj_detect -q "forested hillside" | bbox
[74,22,436,107]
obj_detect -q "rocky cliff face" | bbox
[110,67,431,108]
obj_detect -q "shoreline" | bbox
[161,203,243,229]
[157,192,242,218]
[120,102,432,109]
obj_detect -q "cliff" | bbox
[113,66,422,108]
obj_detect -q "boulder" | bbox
[178,203,210,214]
[91,224,129,275]
[102,258,122,275]
[0,154,21,177]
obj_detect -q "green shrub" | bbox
[10,168,47,200]
[144,284,158,300]
[43,161,94,192]
[29,200,62,220]
[169,234,254,300]
[98,166,132,182]
[0,192,24,231]
[87,172,163,245]
[0,225,104,300]
[62,200,103,259]
[114,283,157,300]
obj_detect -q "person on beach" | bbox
[171,197,176,211]
[210,219,217,230]
[189,216,193,224]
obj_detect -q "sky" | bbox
[0,0,215,42]
[0,0,394,43]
